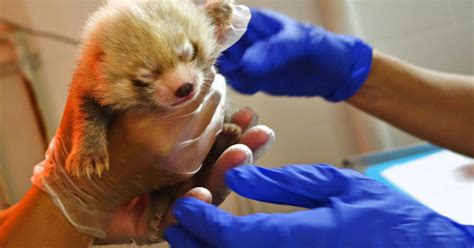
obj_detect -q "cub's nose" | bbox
[175,83,194,98]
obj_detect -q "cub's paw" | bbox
[66,150,110,178]
[144,191,170,244]
[214,123,242,156]
[221,122,242,144]
[204,123,242,166]
[145,212,163,244]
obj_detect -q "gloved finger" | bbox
[203,144,253,205]
[173,197,337,247]
[158,187,212,238]
[223,9,281,56]
[229,107,259,131]
[218,43,247,74]
[218,28,266,75]
[219,23,268,72]
[203,125,274,205]
[238,125,275,161]
[225,164,345,209]
[193,107,256,188]
[228,208,336,247]
[165,225,207,248]
[224,70,260,95]
[172,197,235,247]
[220,9,282,65]
[248,9,289,38]
[218,8,283,74]
[242,22,309,76]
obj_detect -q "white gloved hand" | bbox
[32,76,227,238]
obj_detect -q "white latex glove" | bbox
[32,76,227,238]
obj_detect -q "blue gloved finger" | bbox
[222,208,337,248]
[241,29,306,76]
[218,30,267,74]
[165,225,207,248]
[218,9,282,74]
[172,197,236,247]
[241,21,311,76]
[247,9,284,38]
[224,70,260,95]
[318,34,373,102]
[217,27,265,74]
[466,225,474,237]
[218,45,246,74]
[173,197,338,247]
[225,164,345,209]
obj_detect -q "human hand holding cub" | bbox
[95,106,274,245]
[32,74,274,245]
[1,0,257,246]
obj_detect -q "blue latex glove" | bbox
[218,9,373,101]
[166,164,474,248]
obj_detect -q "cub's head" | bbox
[79,0,234,110]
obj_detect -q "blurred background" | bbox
[0,0,472,247]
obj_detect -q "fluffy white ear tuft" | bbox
[202,0,250,51]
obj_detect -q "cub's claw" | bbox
[66,150,110,178]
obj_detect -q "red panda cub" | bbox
[61,0,241,178]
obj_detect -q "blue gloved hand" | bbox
[166,164,474,248]
[218,9,373,101]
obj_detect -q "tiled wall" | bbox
[346,0,473,148]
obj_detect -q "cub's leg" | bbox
[66,96,111,178]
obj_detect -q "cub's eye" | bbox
[131,79,148,87]
[180,41,198,62]
[133,69,155,87]
[190,42,198,61]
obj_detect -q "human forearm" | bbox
[0,187,94,248]
[348,51,474,156]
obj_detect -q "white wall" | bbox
[0,65,46,203]
[21,0,102,137]
[0,0,102,205]
[0,1,48,204]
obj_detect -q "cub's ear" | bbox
[202,0,235,41]
[202,0,250,51]
[203,0,234,28]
